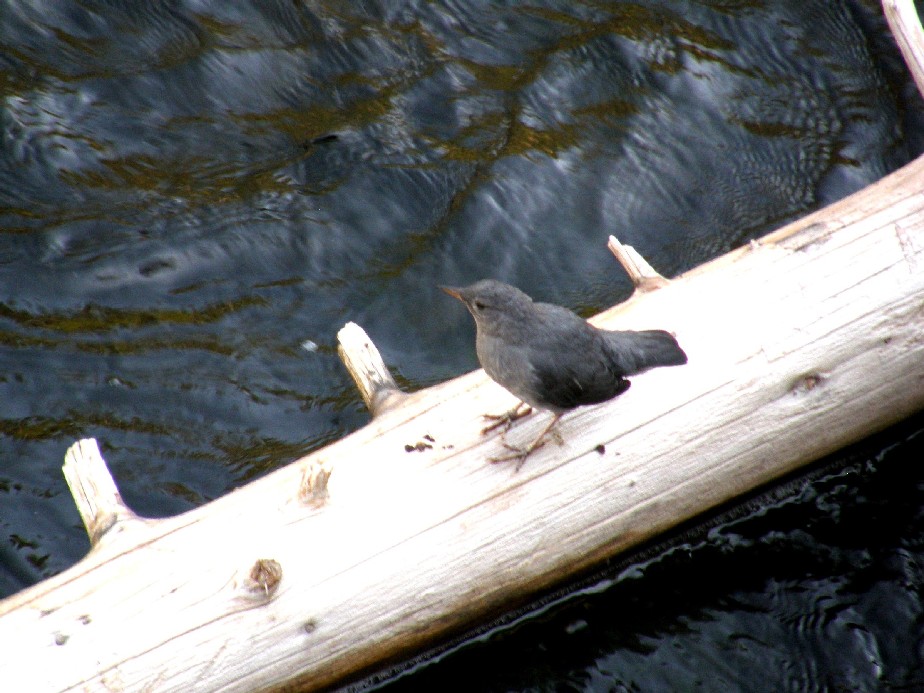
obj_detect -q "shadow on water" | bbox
[1,0,923,688]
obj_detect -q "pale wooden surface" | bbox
[0,150,922,692]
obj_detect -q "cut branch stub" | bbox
[337,321,407,416]
[607,235,669,291]
[884,0,924,100]
[62,438,137,546]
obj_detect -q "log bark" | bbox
[1,3,923,691]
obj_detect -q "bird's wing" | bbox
[526,318,631,409]
[530,352,630,409]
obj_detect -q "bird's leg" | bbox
[490,412,562,472]
[480,401,532,435]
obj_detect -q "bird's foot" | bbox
[481,402,532,435]
[489,440,545,472]
[487,412,563,472]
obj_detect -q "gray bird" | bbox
[441,279,687,469]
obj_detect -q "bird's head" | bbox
[440,280,534,336]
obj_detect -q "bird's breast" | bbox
[474,332,541,407]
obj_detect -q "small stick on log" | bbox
[337,321,407,416]
[884,0,924,98]
[607,235,669,292]
[62,438,139,547]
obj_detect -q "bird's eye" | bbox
[473,300,486,311]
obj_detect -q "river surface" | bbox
[1,1,923,690]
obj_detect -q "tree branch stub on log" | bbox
[337,321,407,417]
[884,0,924,99]
[607,235,670,292]
[62,438,139,547]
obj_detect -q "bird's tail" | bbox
[603,329,687,376]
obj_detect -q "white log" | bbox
[0,153,921,692]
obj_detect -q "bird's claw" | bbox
[489,440,546,471]
[489,444,533,471]
[480,403,532,435]
[487,411,563,472]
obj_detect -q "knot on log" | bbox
[243,558,283,600]
[299,459,332,505]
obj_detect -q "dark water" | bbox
[1,0,922,688]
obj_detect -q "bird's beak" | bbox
[439,286,463,301]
